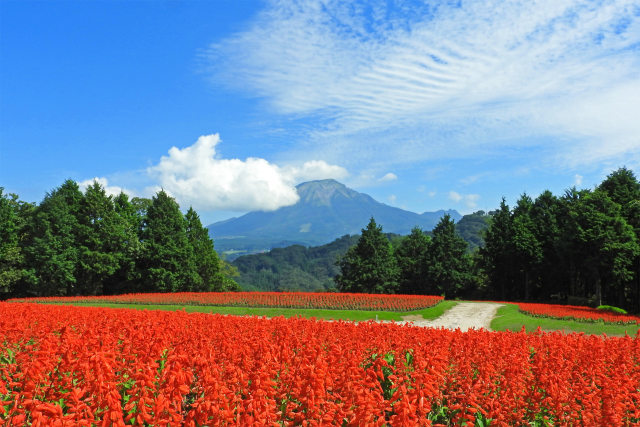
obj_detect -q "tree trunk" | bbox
[595,276,602,307]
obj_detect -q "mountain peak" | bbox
[208,179,461,257]
[296,179,360,206]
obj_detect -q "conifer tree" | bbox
[138,190,198,292]
[426,214,472,298]
[185,207,226,291]
[76,181,122,295]
[24,180,84,296]
[480,199,515,300]
[395,227,431,294]
[103,192,142,294]
[511,194,542,300]
[335,217,399,294]
[0,189,30,297]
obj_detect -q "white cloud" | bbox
[428,191,437,198]
[78,177,134,198]
[388,194,397,203]
[448,191,463,203]
[448,191,480,209]
[378,172,398,182]
[147,134,347,211]
[210,0,640,170]
[574,174,583,186]
[282,160,348,183]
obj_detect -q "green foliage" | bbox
[23,179,84,296]
[335,217,400,294]
[455,211,490,251]
[2,179,237,298]
[426,214,474,298]
[596,305,628,314]
[76,181,124,295]
[0,189,31,297]
[138,190,199,293]
[233,235,359,291]
[185,207,239,292]
[480,198,515,300]
[395,227,431,294]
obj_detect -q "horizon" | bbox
[2,1,638,225]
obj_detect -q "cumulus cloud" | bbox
[449,191,480,209]
[210,0,640,170]
[147,134,347,211]
[282,160,348,183]
[574,174,583,186]
[78,177,134,198]
[378,172,398,182]
[388,194,397,204]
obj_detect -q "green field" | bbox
[53,300,458,322]
[46,300,640,336]
[491,303,640,337]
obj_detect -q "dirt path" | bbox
[394,302,503,331]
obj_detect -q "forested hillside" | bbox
[233,235,360,292]
[0,180,239,299]
[232,211,488,293]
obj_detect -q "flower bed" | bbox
[517,302,640,325]
[8,291,443,312]
[2,303,639,425]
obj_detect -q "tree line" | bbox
[0,179,239,299]
[335,168,640,313]
[335,215,476,297]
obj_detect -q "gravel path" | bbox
[393,302,503,331]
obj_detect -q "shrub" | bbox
[596,305,628,315]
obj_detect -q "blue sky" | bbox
[1,0,639,225]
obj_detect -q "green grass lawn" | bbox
[53,300,459,322]
[491,303,640,337]
[42,300,639,336]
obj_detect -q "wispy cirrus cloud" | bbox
[209,0,640,171]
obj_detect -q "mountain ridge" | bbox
[208,179,461,257]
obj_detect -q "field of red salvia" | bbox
[2,303,639,426]
[8,291,443,312]
[517,302,640,325]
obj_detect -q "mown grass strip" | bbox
[491,303,640,337]
[48,300,459,322]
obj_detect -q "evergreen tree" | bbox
[511,194,542,300]
[76,181,122,295]
[103,192,143,294]
[138,190,198,293]
[395,227,431,294]
[599,168,640,311]
[23,180,84,296]
[0,189,31,298]
[335,217,399,294]
[426,214,473,298]
[480,199,515,300]
[568,189,638,307]
[185,207,239,291]
[530,190,563,299]
[599,167,640,216]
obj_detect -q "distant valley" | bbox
[207,179,461,258]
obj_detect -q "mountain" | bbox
[232,210,488,292]
[208,179,461,258]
